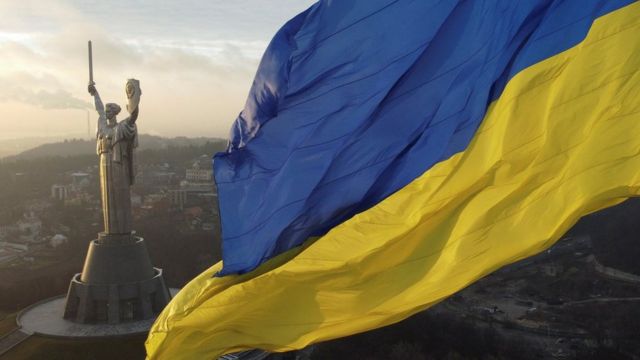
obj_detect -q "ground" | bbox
[0,335,146,360]
[0,313,16,339]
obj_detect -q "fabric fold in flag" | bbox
[147,1,640,358]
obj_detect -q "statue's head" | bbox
[105,103,121,123]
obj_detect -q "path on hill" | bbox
[561,297,640,306]
[219,350,270,360]
[0,328,30,357]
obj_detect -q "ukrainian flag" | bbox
[147,1,640,358]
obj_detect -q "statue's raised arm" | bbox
[88,84,105,117]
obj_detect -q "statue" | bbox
[62,41,169,325]
[88,80,141,235]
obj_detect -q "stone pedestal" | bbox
[63,232,171,324]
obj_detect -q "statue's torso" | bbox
[98,122,135,234]
[97,122,135,164]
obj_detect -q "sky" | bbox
[0,0,316,140]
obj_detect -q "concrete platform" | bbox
[17,289,178,339]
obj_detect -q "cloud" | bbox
[0,73,91,110]
[7,88,90,110]
[0,0,316,138]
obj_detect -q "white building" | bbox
[51,184,69,201]
[17,212,42,242]
[50,234,68,248]
[186,161,212,182]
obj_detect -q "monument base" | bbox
[63,233,171,324]
[18,290,178,339]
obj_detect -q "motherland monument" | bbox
[62,41,171,324]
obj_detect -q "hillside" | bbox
[574,197,640,275]
[0,137,81,159]
[3,135,226,161]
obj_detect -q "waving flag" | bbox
[147,1,640,358]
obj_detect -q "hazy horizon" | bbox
[0,0,316,140]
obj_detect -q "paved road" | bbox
[0,329,30,356]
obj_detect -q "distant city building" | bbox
[0,241,29,252]
[169,189,188,209]
[24,199,52,212]
[131,193,143,208]
[169,181,216,210]
[541,263,563,277]
[51,184,69,201]
[141,193,170,213]
[52,172,93,205]
[17,212,42,242]
[0,248,18,264]
[201,222,215,231]
[138,167,176,186]
[184,206,203,220]
[186,159,212,182]
[64,192,93,207]
[11,172,25,184]
[70,172,91,189]
[50,234,68,248]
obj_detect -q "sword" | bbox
[88,40,95,86]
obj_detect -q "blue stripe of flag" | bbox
[214,0,634,275]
